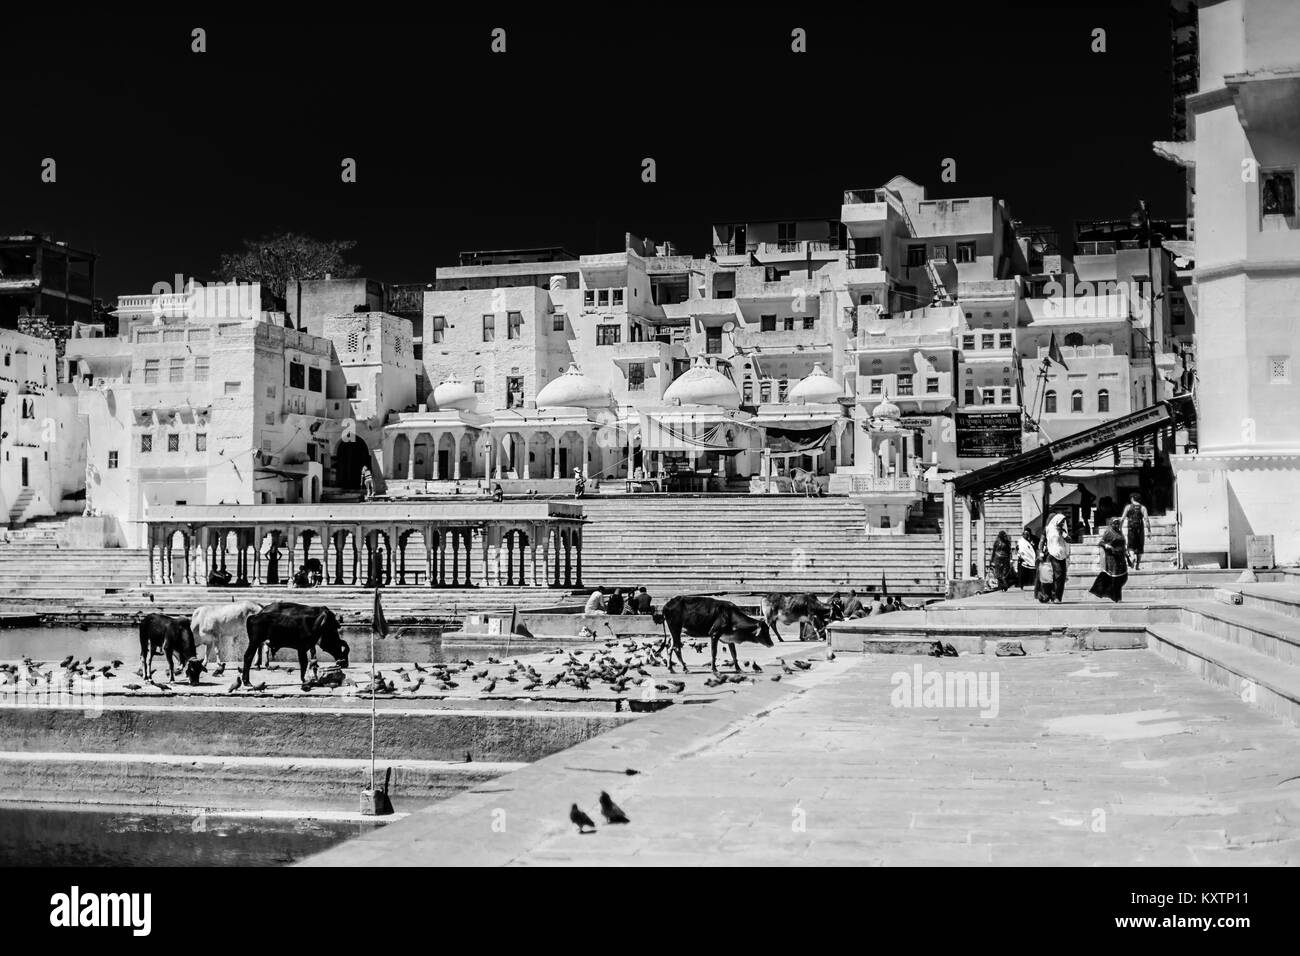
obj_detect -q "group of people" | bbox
[828,590,906,619]
[584,587,654,616]
[987,493,1153,605]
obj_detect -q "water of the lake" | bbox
[0,804,385,866]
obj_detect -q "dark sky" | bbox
[0,4,1185,300]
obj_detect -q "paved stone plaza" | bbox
[306,648,1300,866]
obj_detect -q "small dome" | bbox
[663,359,740,409]
[433,375,476,411]
[788,363,842,404]
[871,395,901,420]
[536,364,612,409]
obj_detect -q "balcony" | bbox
[754,240,842,262]
[840,474,921,494]
[733,327,830,352]
[852,328,955,352]
[1034,343,1116,359]
[116,292,191,317]
[841,191,899,236]
[606,338,683,365]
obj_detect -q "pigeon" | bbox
[793,660,812,670]
[83,655,93,667]
[827,651,837,661]
[482,679,497,693]
[943,643,960,658]
[570,804,597,833]
[598,791,629,825]
[212,663,226,677]
[750,661,763,673]
[59,655,75,669]
[413,662,426,673]
[226,676,242,694]
[111,660,123,669]
[248,681,268,693]
[770,674,783,682]
[124,683,142,691]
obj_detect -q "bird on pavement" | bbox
[482,679,497,693]
[599,791,629,825]
[570,804,597,833]
[227,676,242,693]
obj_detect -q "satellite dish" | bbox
[722,321,736,334]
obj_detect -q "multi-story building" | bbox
[0,234,97,362]
[64,283,356,546]
[1158,0,1300,566]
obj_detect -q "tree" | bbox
[216,233,361,301]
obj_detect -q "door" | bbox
[20,457,28,487]
[733,225,746,255]
[1174,467,1228,565]
[438,449,450,479]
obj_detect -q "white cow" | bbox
[191,601,264,666]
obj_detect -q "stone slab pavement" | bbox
[302,648,1300,866]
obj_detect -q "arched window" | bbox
[1044,390,1057,413]
[1071,389,1084,412]
[1064,332,1084,347]
[1097,388,1110,413]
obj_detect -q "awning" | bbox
[641,415,747,453]
[763,423,833,455]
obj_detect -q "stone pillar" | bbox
[552,431,562,480]
[494,435,504,480]
[406,432,416,480]
[452,431,463,481]
[425,525,435,587]
[522,434,531,480]
[438,528,447,586]
[961,499,973,579]
[432,431,442,480]
[581,432,590,479]
[574,529,583,587]
[563,529,572,587]
[942,482,956,585]
[480,529,489,588]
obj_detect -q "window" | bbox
[598,289,610,307]
[612,289,624,306]
[759,315,777,332]
[507,311,522,339]
[962,334,975,350]
[506,376,524,409]
[777,221,796,245]
[742,381,753,404]
[777,379,789,402]
[1071,389,1084,413]
[308,367,322,392]
[999,332,1013,349]
[628,363,645,391]
[906,244,926,267]
[897,373,914,396]
[265,412,275,425]
[346,384,359,399]
[803,317,815,330]
[860,294,874,306]
[981,334,994,349]
[107,451,118,469]
[224,381,240,395]
[584,290,595,307]
[982,389,994,405]
[473,379,485,394]
[169,358,184,383]
[706,327,722,353]
[1064,332,1084,348]
[1261,168,1297,221]
[926,378,940,394]
[596,325,621,346]
[194,356,209,382]
[760,382,772,403]
[552,314,565,332]
[870,378,882,395]
[136,330,159,343]
[964,388,975,406]
[196,433,207,452]
[428,316,445,344]
[779,316,793,332]
[189,328,208,343]
[932,244,948,261]
[144,359,159,384]
[21,398,34,419]
[289,361,305,389]
[1045,390,1057,413]
[956,241,976,263]
[1000,387,1012,404]
[167,434,179,452]
[482,315,495,342]
[1097,389,1110,413]
[141,434,152,453]
[1269,356,1291,383]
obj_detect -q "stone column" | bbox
[574,528,583,587]
[494,435,504,480]
[432,431,442,480]
[522,433,531,480]
[452,430,463,480]
[961,500,973,579]
[425,524,435,587]
[406,431,416,480]
[581,432,590,479]
[552,431,562,480]
[563,528,572,587]
[480,529,489,587]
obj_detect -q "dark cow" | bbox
[243,602,349,684]
[654,595,772,674]
[760,592,834,643]
[139,613,206,685]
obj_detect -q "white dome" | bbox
[433,376,476,411]
[536,364,612,409]
[663,359,740,409]
[788,363,842,404]
[871,395,901,420]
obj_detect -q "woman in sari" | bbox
[1089,517,1129,602]
[990,530,1014,591]
[1039,514,1071,603]
[1014,528,1037,590]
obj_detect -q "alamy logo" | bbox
[49,886,151,936]
[890,663,1000,718]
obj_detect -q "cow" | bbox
[243,602,349,684]
[654,595,772,674]
[139,613,206,685]
[191,601,263,667]
[789,467,821,497]
[761,592,834,643]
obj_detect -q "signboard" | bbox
[1247,534,1275,570]
[956,411,1022,458]
[900,416,932,431]
[1048,403,1170,463]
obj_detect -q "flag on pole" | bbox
[1047,332,1069,371]
[509,603,518,636]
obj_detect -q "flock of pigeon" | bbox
[570,792,628,833]
[0,636,827,701]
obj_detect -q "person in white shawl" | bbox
[1040,513,1071,603]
